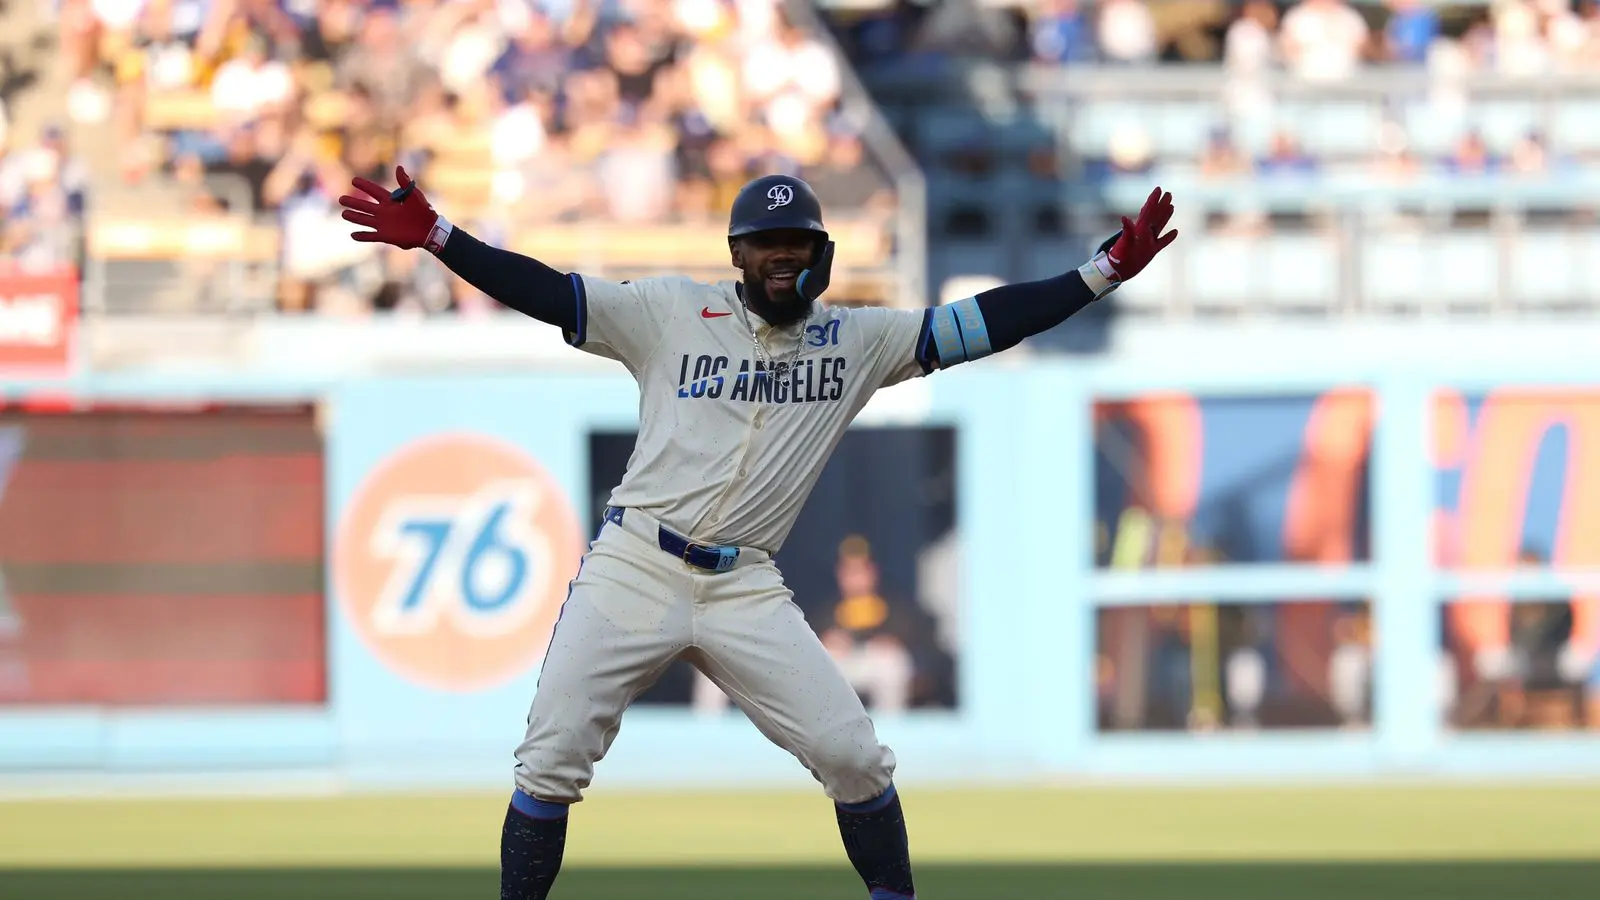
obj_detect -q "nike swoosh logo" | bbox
[701,308,731,318]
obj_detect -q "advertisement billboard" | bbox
[331,432,584,694]
[1434,389,1600,732]
[0,268,77,376]
[1092,390,1375,569]
[0,406,326,706]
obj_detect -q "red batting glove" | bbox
[1105,186,1178,281]
[339,166,447,253]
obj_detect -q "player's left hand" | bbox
[1096,186,1178,281]
[339,165,440,250]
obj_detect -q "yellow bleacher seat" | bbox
[428,128,494,162]
[302,91,352,130]
[426,164,497,215]
[509,220,889,272]
[83,216,894,303]
[88,218,281,262]
[299,61,336,95]
[142,90,218,132]
[501,219,898,306]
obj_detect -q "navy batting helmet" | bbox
[727,174,836,301]
[727,174,828,243]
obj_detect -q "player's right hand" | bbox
[339,165,439,250]
[1098,186,1178,281]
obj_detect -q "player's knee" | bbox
[806,718,896,805]
[514,724,607,805]
[513,747,589,805]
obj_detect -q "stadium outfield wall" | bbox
[1,318,1599,793]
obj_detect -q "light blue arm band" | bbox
[929,298,993,367]
[950,297,992,360]
[929,303,965,363]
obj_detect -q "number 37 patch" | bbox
[806,319,841,347]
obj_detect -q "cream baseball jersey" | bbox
[565,274,930,553]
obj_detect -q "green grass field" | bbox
[2,784,1598,898]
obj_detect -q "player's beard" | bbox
[741,275,812,329]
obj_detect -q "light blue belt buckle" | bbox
[681,540,739,572]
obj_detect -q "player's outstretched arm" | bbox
[923,187,1177,369]
[338,166,578,331]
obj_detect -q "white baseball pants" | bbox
[512,507,897,805]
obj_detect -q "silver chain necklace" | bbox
[740,295,804,379]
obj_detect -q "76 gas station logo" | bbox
[367,481,555,639]
[332,434,583,692]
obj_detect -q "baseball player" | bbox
[340,168,1177,900]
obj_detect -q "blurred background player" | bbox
[819,536,917,715]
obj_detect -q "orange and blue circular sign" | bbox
[333,433,584,693]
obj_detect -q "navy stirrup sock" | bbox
[501,790,569,900]
[835,783,916,900]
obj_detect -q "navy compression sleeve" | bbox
[434,228,578,332]
[975,270,1098,354]
[923,270,1098,369]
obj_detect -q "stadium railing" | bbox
[82,216,282,316]
[786,0,930,314]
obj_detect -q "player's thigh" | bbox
[517,534,691,784]
[693,565,895,803]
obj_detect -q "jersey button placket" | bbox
[701,412,761,530]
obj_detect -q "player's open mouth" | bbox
[766,270,799,290]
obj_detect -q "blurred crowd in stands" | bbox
[834,0,1600,75]
[67,0,887,214]
[8,0,1600,310]
[7,0,896,311]
[0,124,87,276]
[824,1,1600,237]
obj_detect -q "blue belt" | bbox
[604,506,740,573]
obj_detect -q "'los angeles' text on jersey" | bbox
[675,355,848,404]
[569,274,930,552]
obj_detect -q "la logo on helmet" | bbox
[766,185,794,210]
